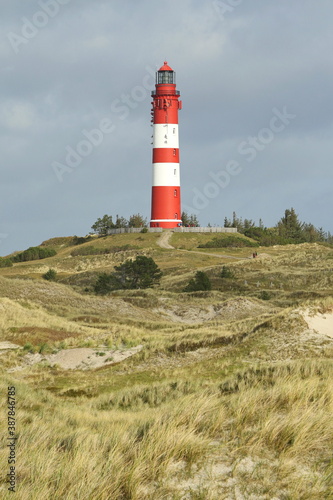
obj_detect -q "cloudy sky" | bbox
[1,0,332,255]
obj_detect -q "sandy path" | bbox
[157,231,175,249]
[156,231,250,259]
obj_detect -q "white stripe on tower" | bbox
[152,163,180,186]
[153,124,179,149]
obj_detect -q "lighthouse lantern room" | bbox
[150,62,182,228]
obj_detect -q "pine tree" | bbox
[277,208,304,241]
[94,256,162,294]
[226,212,244,231]
[317,227,326,242]
[224,216,231,228]
[243,218,255,230]
[128,213,147,228]
[181,211,190,226]
[115,215,128,228]
[91,215,115,236]
[302,223,317,242]
[189,214,199,227]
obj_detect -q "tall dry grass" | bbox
[1,359,332,499]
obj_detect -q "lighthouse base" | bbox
[150,219,182,229]
[150,186,181,228]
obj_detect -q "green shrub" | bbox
[23,343,35,353]
[43,269,57,281]
[260,291,271,300]
[72,235,93,245]
[220,266,235,278]
[11,246,57,263]
[199,235,258,248]
[39,343,51,354]
[184,271,212,292]
[0,257,13,268]
[244,227,298,246]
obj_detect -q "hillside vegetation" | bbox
[0,231,332,499]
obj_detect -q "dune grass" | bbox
[1,358,332,499]
[0,237,332,498]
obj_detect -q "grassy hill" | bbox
[0,232,332,499]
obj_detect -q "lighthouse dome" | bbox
[159,61,173,71]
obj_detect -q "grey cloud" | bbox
[1,0,332,255]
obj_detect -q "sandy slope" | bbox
[8,345,143,371]
[301,309,333,339]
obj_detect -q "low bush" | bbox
[43,269,57,281]
[72,235,93,246]
[184,271,212,292]
[259,290,271,300]
[0,257,13,268]
[220,266,235,278]
[199,235,258,248]
[70,244,137,257]
[11,246,57,262]
[244,227,300,246]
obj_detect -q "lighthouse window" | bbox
[157,71,175,84]
[174,189,177,197]
[174,169,177,175]
[173,149,176,156]
[173,128,176,134]
[174,213,178,219]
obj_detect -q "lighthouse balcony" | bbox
[151,90,180,96]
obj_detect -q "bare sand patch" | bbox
[301,309,333,339]
[154,297,269,324]
[0,341,21,350]
[11,345,143,371]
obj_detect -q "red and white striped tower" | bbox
[150,62,182,228]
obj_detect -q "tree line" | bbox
[0,246,57,268]
[91,207,332,245]
[223,208,333,246]
[91,212,200,236]
[91,214,148,236]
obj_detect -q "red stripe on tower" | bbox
[150,62,182,228]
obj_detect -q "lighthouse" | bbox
[150,62,182,228]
